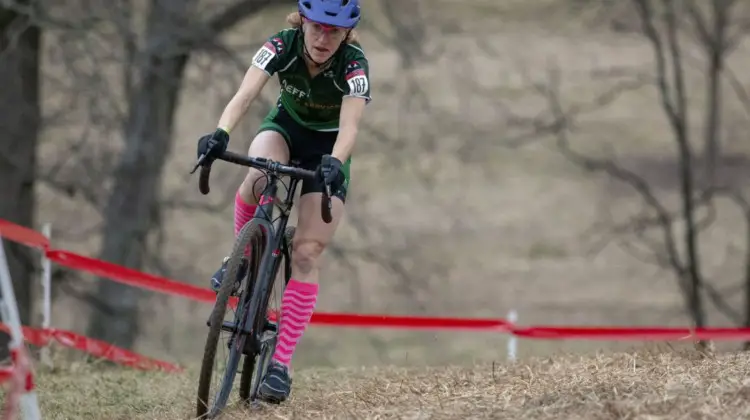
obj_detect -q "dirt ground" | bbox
[29,347,750,419]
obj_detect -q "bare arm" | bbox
[331,96,367,162]
[217,66,270,133]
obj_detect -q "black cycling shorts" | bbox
[257,102,349,203]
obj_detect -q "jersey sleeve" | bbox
[250,31,291,76]
[342,48,371,103]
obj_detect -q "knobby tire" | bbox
[237,233,265,403]
[196,220,263,419]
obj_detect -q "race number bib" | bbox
[347,74,369,96]
[252,44,276,70]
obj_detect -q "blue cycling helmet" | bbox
[298,0,361,29]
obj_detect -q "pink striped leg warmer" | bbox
[234,191,257,255]
[272,279,319,367]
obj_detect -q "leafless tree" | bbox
[2,0,454,360]
[89,0,288,348]
[0,1,41,359]
[498,0,750,349]
[3,0,289,348]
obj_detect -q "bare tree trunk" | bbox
[0,6,40,358]
[667,3,707,331]
[689,0,731,187]
[633,0,708,329]
[702,40,722,185]
[84,0,191,347]
[83,0,277,348]
[85,54,189,347]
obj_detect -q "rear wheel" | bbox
[196,220,264,419]
[238,225,295,405]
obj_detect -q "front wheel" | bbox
[196,220,265,419]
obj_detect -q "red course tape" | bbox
[3,216,750,375]
[309,312,510,330]
[512,325,750,341]
[47,250,224,305]
[0,324,182,373]
[0,220,49,249]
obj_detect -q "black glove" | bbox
[316,154,345,188]
[197,128,230,160]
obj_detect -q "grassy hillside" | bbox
[31,1,750,367]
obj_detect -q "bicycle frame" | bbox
[238,171,300,354]
[253,170,299,249]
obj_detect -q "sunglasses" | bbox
[302,17,347,36]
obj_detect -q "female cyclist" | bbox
[195,0,369,404]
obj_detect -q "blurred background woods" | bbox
[2,0,750,366]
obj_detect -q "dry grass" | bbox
[27,348,750,419]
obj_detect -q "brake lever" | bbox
[190,153,207,174]
[321,183,333,223]
[191,137,217,174]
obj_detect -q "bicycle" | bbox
[190,148,333,419]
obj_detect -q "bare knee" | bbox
[238,169,268,203]
[237,132,289,203]
[291,239,327,276]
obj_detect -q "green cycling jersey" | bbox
[251,27,372,132]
